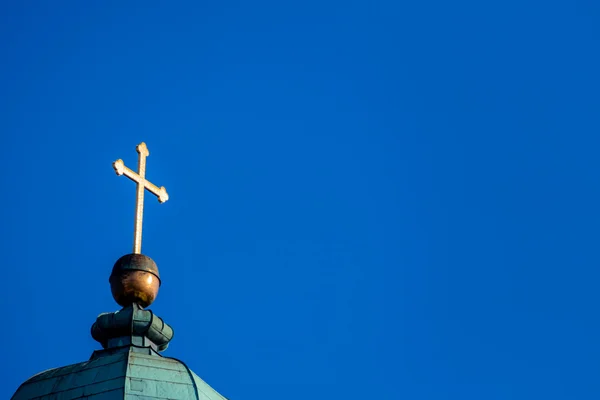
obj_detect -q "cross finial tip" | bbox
[113,159,125,175]
[136,142,149,157]
[158,187,169,203]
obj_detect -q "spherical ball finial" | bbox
[109,254,161,308]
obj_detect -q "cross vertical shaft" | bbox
[134,143,149,254]
[113,142,169,254]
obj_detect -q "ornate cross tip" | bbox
[113,142,169,254]
[137,142,149,157]
[113,159,126,175]
[157,186,169,203]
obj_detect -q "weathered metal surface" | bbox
[126,353,227,400]
[12,349,226,399]
[110,254,160,307]
[111,254,160,280]
[12,351,128,399]
[110,270,159,308]
[91,303,173,352]
[113,142,169,255]
[13,303,224,399]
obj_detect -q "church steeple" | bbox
[12,143,227,400]
[93,142,174,354]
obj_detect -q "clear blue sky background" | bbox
[0,2,599,399]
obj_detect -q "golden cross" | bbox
[113,142,169,254]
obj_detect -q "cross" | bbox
[113,142,169,254]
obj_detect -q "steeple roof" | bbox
[11,263,228,400]
[11,143,228,400]
[12,349,226,399]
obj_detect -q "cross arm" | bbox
[144,180,169,203]
[113,159,142,183]
[113,159,169,203]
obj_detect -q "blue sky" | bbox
[1,1,599,399]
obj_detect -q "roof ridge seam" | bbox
[164,356,201,399]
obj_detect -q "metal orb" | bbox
[110,254,161,308]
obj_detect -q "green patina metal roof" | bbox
[12,303,228,399]
[12,348,227,399]
[12,251,229,400]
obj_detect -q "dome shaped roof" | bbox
[12,347,226,400]
[12,252,229,400]
[12,302,227,400]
